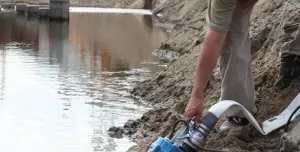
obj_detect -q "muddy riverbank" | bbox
[7,0,300,151]
[118,0,300,151]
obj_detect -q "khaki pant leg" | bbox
[219,2,256,118]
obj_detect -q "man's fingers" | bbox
[184,109,195,123]
[184,116,191,123]
[195,114,201,126]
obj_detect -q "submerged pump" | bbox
[147,93,300,152]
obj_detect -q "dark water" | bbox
[0,11,167,152]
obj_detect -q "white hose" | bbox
[208,93,300,135]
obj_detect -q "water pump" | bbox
[146,112,220,152]
[147,93,300,152]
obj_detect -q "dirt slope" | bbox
[121,0,300,151]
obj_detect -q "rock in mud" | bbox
[280,133,299,152]
[124,119,139,128]
[152,43,180,62]
[152,49,179,62]
[155,72,166,82]
[141,114,150,122]
[108,126,124,139]
[193,39,201,46]
[123,119,141,135]
[227,126,253,142]
[280,120,300,152]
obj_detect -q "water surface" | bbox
[0,11,167,152]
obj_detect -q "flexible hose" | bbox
[198,105,299,151]
[168,120,189,140]
[284,105,300,132]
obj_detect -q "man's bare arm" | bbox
[191,29,227,99]
[184,28,227,123]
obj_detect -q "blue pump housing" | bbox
[147,137,184,152]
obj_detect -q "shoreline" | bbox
[4,0,300,151]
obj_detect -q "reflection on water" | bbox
[0,12,167,152]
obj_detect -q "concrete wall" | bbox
[38,7,49,18]
[49,0,69,20]
[0,0,70,20]
[1,3,15,10]
[16,3,27,14]
[27,5,39,15]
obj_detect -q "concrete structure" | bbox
[27,5,39,16]
[0,1,70,20]
[1,3,14,10]
[16,3,27,14]
[39,7,50,18]
[49,0,69,20]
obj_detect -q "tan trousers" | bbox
[219,2,256,118]
[219,2,300,118]
[280,23,300,58]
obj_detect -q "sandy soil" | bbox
[118,0,300,152]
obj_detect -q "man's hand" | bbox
[184,96,204,125]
